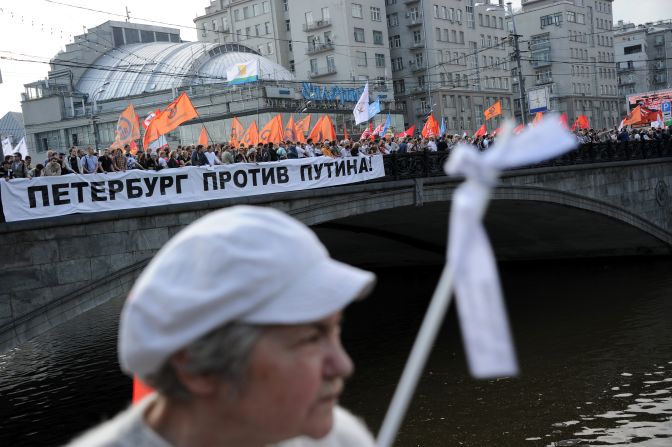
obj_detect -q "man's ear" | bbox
[169,351,219,397]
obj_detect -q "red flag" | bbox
[360,122,373,140]
[474,124,487,137]
[513,124,525,134]
[559,113,569,130]
[576,114,590,130]
[532,111,544,126]
[371,122,385,139]
[421,114,440,138]
[198,126,208,147]
[396,125,416,138]
[132,377,154,404]
[622,106,642,127]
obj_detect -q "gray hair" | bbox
[145,322,263,400]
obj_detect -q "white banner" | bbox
[1,155,385,222]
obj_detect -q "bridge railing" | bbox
[377,140,672,182]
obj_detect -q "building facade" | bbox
[386,0,514,132]
[20,21,402,160]
[513,0,620,129]
[194,0,393,104]
[615,20,672,100]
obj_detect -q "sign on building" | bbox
[528,87,549,114]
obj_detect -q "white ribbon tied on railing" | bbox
[445,119,578,378]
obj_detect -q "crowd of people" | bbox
[2,124,671,180]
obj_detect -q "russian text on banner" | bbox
[0,156,386,222]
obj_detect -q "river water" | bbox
[1,258,671,446]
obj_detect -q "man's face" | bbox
[220,312,352,443]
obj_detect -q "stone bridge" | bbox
[1,141,671,351]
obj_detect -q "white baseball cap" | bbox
[119,205,376,378]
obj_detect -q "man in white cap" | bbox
[68,206,377,447]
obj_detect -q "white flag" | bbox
[14,137,28,159]
[353,82,370,125]
[445,119,576,378]
[2,137,13,158]
[226,60,259,85]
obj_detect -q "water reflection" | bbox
[1,258,671,446]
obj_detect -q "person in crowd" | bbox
[204,145,220,167]
[66,206,377,447]
[10,153,29,178]
[167,151,182,169]
[276,142,288,160]
[114,148,128,172]
[98,148,115,173]
[191,145,209,166]
[65,147,83,174]
[246,145,258,163]
[30,163,44,178]
[128,152,145,170]
[81,147,99,174]
[220,146,235,165]
[305,139,316,157]
[43,153,62,176]
[24,155,33,173]
[1,159,12,180]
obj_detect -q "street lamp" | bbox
[90,82,110,151]
[475,2,527,125]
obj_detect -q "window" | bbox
[435,27,442,41]
[393,79,405,94]
[352,3,363,18]
[567,11,576,22]
[415,52,424,67]
[254,24,260,36]
[245,27,250,39]
[576,13,585,24]
[265,22,271,34]
[327,55,335,72]
[354,28,365,42]
[375,53,386,67]
[392,57,404,71]
[456,9,462,22]
[390,35,401,47]
[310,59,318,73]
[459,31,465,44]
[540,13,562,27]
[371,6,381,21]
[322,7,330,21]
[263,1,271,13]
[283,0,288,11]
[449,8,455,21]
[305,12,314,25]
[253,4,261,16]
[234,9,240,21]
[267,42,273,54]
[285,20,290,31]
[243,6,250,18]
[387,13,399,27]
[413,30,422,43]
[356,51,367,66]
[624,44,642,55]
[452,30,457,42]
[373,30,383,45]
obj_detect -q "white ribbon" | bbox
[445,118,577,378]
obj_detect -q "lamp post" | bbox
[90,82,109,151]
[476,2,527,125]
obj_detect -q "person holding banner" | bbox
[67,206,377,447]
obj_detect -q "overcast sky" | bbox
[0,0,669,118]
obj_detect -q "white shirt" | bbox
[305,144,315,157]
[204,151,220,166]
[427,140,437,152]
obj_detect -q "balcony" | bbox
[529,40,551,51]
[410,62,426,72]
[307,66,337,78]
[654,61,666,70]
[411,40,425,49]
[302,19,331,32]
[530,57,552,68]
[305,42,334,55]
[653,74,667,84]
[618,77,636,86]
[536,77,553,85]
[407,16,423,27]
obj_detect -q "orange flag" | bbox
[230,117,243,147]
[198,126,208,146]
[484,101,502,121]
[343,125,349,141]
[296,115,312,135]
[474,124,487,137]
[284,115,306,143]
[320,115,337,141]
[559,113,569,130]
[259,115,284,144]
[532,111,544,126]
[144,92,198,149]
[573,114,590,130]
[622,106,642,127]
[241,120,259,147]
[307,116,325,142]
[421,114,440,138]
[111,103,141,149]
